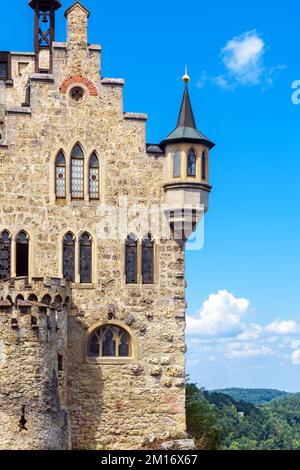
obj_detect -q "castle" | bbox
[0,1,214,450]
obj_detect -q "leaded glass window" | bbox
[173,149,181,177]
[142,233,154,284]
[89,152,99,200]
[55,151,66,198]
[87,326,131,358]
[79,232,92,283]
[63,232,75,281]
[187,149,196,177]
[71,144,84,199]
[125,233,138,284]
[0,231,11,280]
[202,150,207,180]
[16,231,29,277]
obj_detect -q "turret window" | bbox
[16,231,29,277]
[202,150,207,180]
[63,232,75,281]
[142,233,154,284]
[71,144,84,199]
[125,234,138,284]
[79,232,92,283]
[173,149,181,178]
[89,152,99,200]
[187,149,196,177]
[0,231,11,280]
[55,151,66,199]
[87,325,131,358]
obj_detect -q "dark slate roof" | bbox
[160,84,215,150]
[146,144,165,155]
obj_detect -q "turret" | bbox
[160,70,215,240]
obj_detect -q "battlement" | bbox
[0,276,71,309]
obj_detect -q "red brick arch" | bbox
[59,75,98,96]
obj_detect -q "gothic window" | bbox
[87,325,131,358]
[142,233,154,284]
[79,232,92,283]
[16,231,29,277]
[173,148,181,178]
[55,151,66,199]
[71,144,84,199]
[0,231,11,280]
[202,150,207,180]
[0,52,11,80]
[187,149,196,177]
[63,232,75,281]
[125,234,138,284]
[89,152,99,200]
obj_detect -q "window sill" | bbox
[86,357,134,365]
[71,283,96,289]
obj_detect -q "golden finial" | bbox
[182,65,190,85]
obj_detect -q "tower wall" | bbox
[0,278,71,450]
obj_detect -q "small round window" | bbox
[70,86,85,103]
[87,325,131,358]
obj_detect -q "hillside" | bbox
[186,384,300,450]
[213,388,290,405]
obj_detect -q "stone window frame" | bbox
[122,233,158,287]
[55,150,67,199]
[0,229,12,280]
[187,148,197,178]
[52,143,103,204]
[202,149,208,181]
[0,228,33,281]
[60,230,96,287]
[84,320,138,365]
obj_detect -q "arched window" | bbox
[173,149,181,178]
[202,150,207,180]
[79,232,92,283]
[71,143,84,199]
[87,325,131,358]
[89,152,99,200]
[55,151,66,199]
[125,233,138,284]
[142,233,154,284]
[187,149,196,177]
[0,231,11,280]
[16,231,29,277]
[63,232,75,281]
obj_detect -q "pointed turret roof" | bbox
[160,75,215,150]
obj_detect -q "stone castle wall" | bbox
[0,3,187,450]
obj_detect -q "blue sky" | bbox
[2,0,300,391]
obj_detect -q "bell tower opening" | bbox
[28,0,62,74]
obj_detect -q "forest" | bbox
[186,383,300,450]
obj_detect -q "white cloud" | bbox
[186,290,250,337]
[197,30,286,91]
[265,320,299,335]
[221,30,264,85]
[226,346,273,360]
[291,340,300,350]
[291,349,300,365]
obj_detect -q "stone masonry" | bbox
[0,1,213,450]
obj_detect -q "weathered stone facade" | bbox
[0,1,213,450]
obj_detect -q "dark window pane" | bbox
[187,149,196,177]
[16,231,28,277]
[63,233,75,281]
[88,334,100,357]
[202,151,207,180]
[173,149,181,177]
[126,234,137,284]
[142,234,154,284]
[80,233,92,283]
[102,328,116,356]
[0,62,8,79]
[119,333,129,357]
[0,231,11,280]
[71,144,84,159]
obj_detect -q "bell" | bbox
[42,13,48,23]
